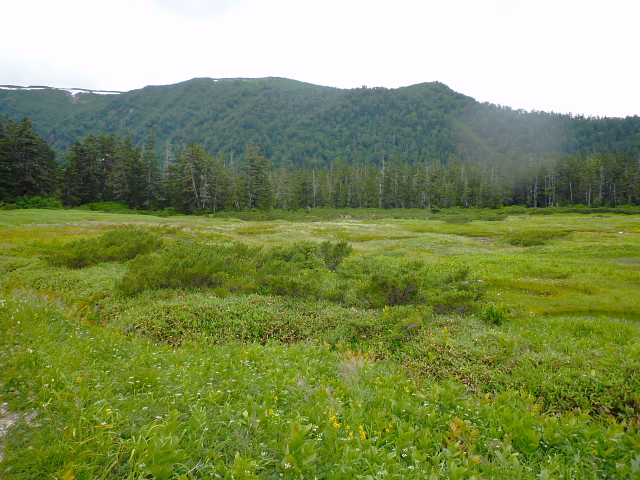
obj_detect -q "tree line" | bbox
[2,114,639,212]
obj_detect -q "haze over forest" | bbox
[1,77,640,212]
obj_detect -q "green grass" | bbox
[1,209,639,479]
[2,295,638,480]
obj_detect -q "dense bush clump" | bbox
[116,242,262,295]
[338,255,483,313]
[260,239,352,270]
[42,227,163,268]
[14,195,64,209]
[116,240,346,297]
[255,240,354,297]
[318,240,354,270]
[116,240,484,313]
[338,255,428,307]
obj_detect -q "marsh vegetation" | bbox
[0,208,639,479]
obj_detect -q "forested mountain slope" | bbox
[3,78,640,211]
[2,77,639,169]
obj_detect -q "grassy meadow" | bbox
[0,208,639,479]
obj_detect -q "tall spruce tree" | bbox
[166,142,225,213]
[0,116,13,201]
[0,116,59,202]
[95,133,120,202]
[205,154,229,212]
[124,133,143,206]
[141,132,162,209]
[240,143,272,210]
[62,135,101,206]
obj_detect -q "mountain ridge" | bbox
[1,77,638,169]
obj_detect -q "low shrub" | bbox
[193,207,213,215]
[116,241,262,295]
[76,201,131,213]
[42,227,163,268]
[443,216,472,224]
[339,255,428,308]
[15,195,64,209]
[261,241,325,269]
[436,211,507,223]
[318,240,353,270]
[260,240,352,271]
[3,295,640,480]
[505,230,569,247]
[117,240,484,313]
[338,255,484,312]
[118,240,353,299]
[110,293,389,346]
[153,207,178,217]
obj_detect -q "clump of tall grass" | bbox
[42,227,163,268]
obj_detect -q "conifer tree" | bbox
[225,156,242,210]
[110,132,146,208]
[95,133,120,202]
[166,142,224,213]
[292,168,314,209]
[0,116,13,201]
[62,135,101,206]
[206,154,229,212]
[0,116,59,202]
[141,132,162,209]
[171,142,204,213]
[240,142,272,210]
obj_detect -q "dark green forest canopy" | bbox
[2,77,639,167]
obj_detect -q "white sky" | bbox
[1,0,638,118]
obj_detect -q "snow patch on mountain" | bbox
[0,85,122,96]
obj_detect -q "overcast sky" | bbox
[2,0,638,118]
